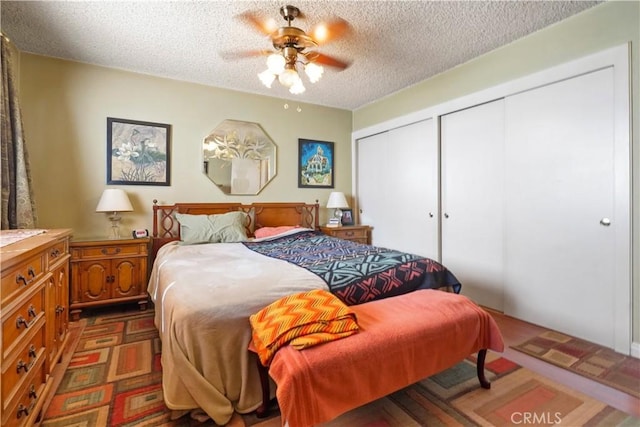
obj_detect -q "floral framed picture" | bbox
[107,117,171,186]
[298,139,334,188]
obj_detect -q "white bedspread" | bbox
[148,239,327,425]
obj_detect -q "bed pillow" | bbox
[254,225,300,239]
[176,211,248,244]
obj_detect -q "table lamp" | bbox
[326,191,349,225]
[95,189,133,239]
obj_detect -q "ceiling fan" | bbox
[222,5,351,94]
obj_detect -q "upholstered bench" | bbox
[250,289,504,427]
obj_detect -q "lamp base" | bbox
[108,213,122,239]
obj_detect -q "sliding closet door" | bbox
[504,68,617,349]
[357,131,392,244]
[357,119,438,259]
[441,100,504,310]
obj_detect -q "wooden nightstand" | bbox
[69,237,150,320]
[320,225,372,245]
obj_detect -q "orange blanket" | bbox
[250,289,359,366]
[268,289,504,427]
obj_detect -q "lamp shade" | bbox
[96,189,133,212]
[326,192,349,209]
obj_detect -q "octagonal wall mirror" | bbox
[203,120,277,195]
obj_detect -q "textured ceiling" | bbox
[1,1,601,110]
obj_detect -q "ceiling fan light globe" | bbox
[258,69,276,88]
[266,53,286,74]
[312,24,329,43]
[305,62,324,83]
[278,68,299,88]
[289,79,306,94]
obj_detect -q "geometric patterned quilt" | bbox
[244,231,461,305]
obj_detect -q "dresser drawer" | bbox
[1,253,45,307]
[2,288,45,361]
[71,242,147,260]
[1,324,45,412]
[1,353,46,427]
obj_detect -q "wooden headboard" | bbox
[151,200,319,260]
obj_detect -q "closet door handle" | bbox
[428,212,434,218]
[600,218,611,226]
[444,213,450,218]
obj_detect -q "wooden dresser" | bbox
[320,225,372,245]
[0,229,72,427]
[69,237,150,320]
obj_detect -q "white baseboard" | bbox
[631,342,640,359]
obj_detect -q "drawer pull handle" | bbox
[16,397,36,419]
[51,248,61,258]
[28,344,37,359]
[29,385,38,399]
[16,316,29,329]
[101,247,122,255]
[16,267,36,286]
[17,359,30,373]
[17,404,29,419]
[345,231,354,236]
[27,305,37,318]
[56,305,65,314]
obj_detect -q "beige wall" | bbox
[19,55,352,239]
[353,1,640,344]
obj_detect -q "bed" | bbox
[148,201,463,425]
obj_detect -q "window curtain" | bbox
[1,34,37,229]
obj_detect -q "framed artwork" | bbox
[341,209,354,226]
[298,139,334,188]
[107,117,171,186]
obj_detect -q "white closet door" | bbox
[356,119,438,259]
[504,68,616,348]
[441,100,505,310]
[357,131,391,243]
[385,119,438,258]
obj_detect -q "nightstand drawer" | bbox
[320,225,372,245]
[71,242,147,260]
[331,228,367,240]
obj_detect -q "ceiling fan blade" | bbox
[310,18,350,45]
[305,52,351,70]
[237,11,278,36]
[219,50,272,61]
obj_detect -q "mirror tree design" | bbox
[203,120,277,195]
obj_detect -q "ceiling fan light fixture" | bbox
[266,53,286,74]
[289,78,306,94]
[305,62,324,83]
[234,5,351,96]
[278,67,299,88]
[258,69,276,88]
[311,24,328,43]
